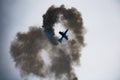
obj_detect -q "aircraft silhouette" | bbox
[58,29,69,43]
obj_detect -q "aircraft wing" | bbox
[59,32,64,35]
[64,35,68,40]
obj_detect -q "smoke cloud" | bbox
[10,5,85,80]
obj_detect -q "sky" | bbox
[1,0,120,80]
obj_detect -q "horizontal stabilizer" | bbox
[58,38,62,43]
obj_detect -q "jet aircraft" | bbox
[58,29,69,43]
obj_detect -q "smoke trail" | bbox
[10,5,85,80]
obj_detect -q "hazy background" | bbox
[1,0,120,80]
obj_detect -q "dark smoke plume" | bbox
[10,5,85,80]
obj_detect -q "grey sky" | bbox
[1,0,120,80]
